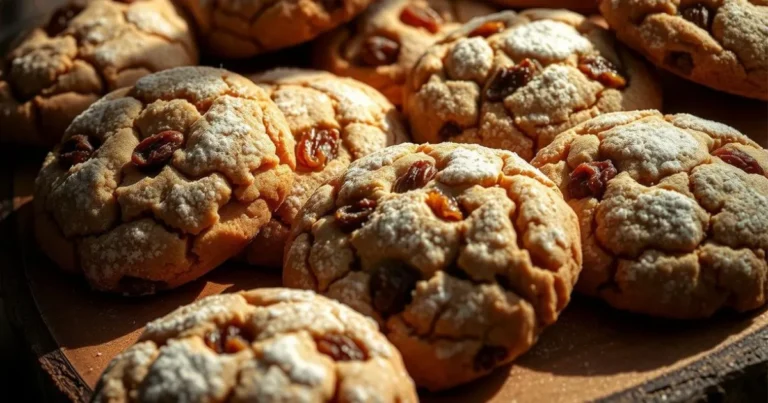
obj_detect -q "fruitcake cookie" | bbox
[175,0,374,59]
[0,0,198,146]
[403,10,661,161]
[34,66,296,295]
[532,110,768,318]
[599,0,768,101]
[313,0,497,105]
[244,69,409,268]
[92,288,418,403]
[284,142,582,390]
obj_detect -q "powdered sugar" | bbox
[445,37,493,83]
[437,147,502,186]
[500,20,592,62]
[261,335,327,385]
[133,67,230,105]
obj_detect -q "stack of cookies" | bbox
[1,0,764,400]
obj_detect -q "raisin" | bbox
[568,160,618,199]
[578,55,627,89]
[46,3,85,37]
[665,52,694,75]
[473,345,508,371]
[425,190,463,221]
[468,21,505,38]
[369,261,420,316]
[315,333,366,361]
[399,4,443,34]
[359,36,400,66]
[117,276,167,296]
[438,122,462,140]
[485,59,539,102]
[205,325,253,354]
[59,134,99,168]
[335,198,377,232]
[297,127,340,171]
[131,130,184,171]
[713,147,764,175]
[680,3,713,31]
[319,0,343,12]
[394,160,437,193]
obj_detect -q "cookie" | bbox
[403,10,661,161]
[0,0,198,146]
[92,288,418,403]
[599,0,768,101]
[283,142,582,390]
[531,110,768,318]
[488,0,597,11]
[33,66,296,295]
[313,0,497,105]
[244,69,409,268]
[175,0,374,59]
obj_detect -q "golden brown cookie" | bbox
[175,0,375,59]
[0,0,198,146]
[532,110,768,318]
[599,0,768,101]
[244,69,409,268]
[34,66,296,295]
[92,288,418,403]
[313,0,498,105]
[284,142,582,390]
[403,10,661,161]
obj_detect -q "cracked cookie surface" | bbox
[92,288,417,403]
[532,110,768,318]
[0,0,198,146]
[599,0,768,101]
[244,69,409,268]
[34,66,296,295]
[283,142,582,390]
[313,0,497,105]
[403,9,661,161]
[175,0,374,59]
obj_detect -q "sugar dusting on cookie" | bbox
[437,146,502,186]
[500,20,592,62]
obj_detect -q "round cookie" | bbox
[0,0,198,146]
[175,0,374,59]
[531,110,768,318]
[92,288,418,403]
[34,66,296,295]
[244,69,409,268]
[599,0,768,101]
[403,10,661,161]
[313,0,497,105]
[284,142,582,390]
[488,0,597,11]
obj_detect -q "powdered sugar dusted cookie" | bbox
[403,10,661,161]
[532,110,768,318]
[0,0,198,146]
[34,66,295,295]
[243,69,409,268]
[175,0,374,59]
[313,0,497,105]
[600,0,768,101]
[284,142,582,390]
[92,288,417,402]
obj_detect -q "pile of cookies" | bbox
[1,0,765,400]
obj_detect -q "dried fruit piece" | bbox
[359,36,400,66]
[474,345,508,371]
[578,55,627,89]
[425,190,463,221]
[568,160,618,199]
[59,134,98,168]
[297,127,340,170]
[394,160,437,193]
[713,147,764,175]
[46,3,85,37]
[485,59,539,102]
[205,325,253,354]
[468,21,505,38]
[335,198,377,232]
[680,3,713,31]
[315,333,366,361]
[665,52,694,75]
[438,122,462,140]
[131,130,184,171]
[369,261,420,316]
[320,0,343,12]
[399,4,443,34]
[117,276,167,296]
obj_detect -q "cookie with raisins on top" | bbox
[284,142,582,390]
[532,110,768,318]
[403,10,661,161]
